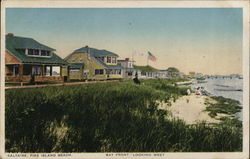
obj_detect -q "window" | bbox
[110,70,114,74]
[12,65,19,76]
[112,57,116,63]
[27,49,51,57]
[106,69,111,75]
[28,49,34,55]
[107,57,111,63]
[41,50,51,56]
[52,66,60,76]
[113,70,121,75]
[128,62,132,68]
[101,57,104,62]
[45,66,51,76]
[83,70,89,76]
[70,69,80,75]
[95,69,104,75]
[117,69,121,75]
[34,49,39,55]
[32,66,41,75]
[141,72,146,76]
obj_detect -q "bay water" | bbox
[190,77,243,120]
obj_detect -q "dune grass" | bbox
[5,79,242,152]
[205,96,242,121]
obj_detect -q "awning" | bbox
[69,63,84,69]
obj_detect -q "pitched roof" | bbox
[134,65,158,72]
[6,35,55,51]
[73,47,119,57]
[66,46,122,69]
[6,35,67,65]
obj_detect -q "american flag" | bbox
[148,51,156,61]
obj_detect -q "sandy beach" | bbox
[160,94,220,124]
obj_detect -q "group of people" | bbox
[195,87,209,96]
[186,87,209,96]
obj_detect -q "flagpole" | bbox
[147,56,149,66]
[132,52,134,63]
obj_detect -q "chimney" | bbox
[6,33,14,37]
[125,58,129,61]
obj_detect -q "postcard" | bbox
[0,0,249,159]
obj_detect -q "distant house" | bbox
[158,70,170,78]
[133,65,159,79]
[117,58,134,79]
[5,33,67,83]
[65,46,123,80]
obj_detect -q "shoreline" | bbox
[160,79,242,125]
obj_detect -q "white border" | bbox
[1,1,249,159]
[0,1,6,159]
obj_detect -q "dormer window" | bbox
[41,50,51,56]
[34,49,39,55]
[26,49,51,57]
[107,57,112,63]
[28,49,35,55]
[101,57,104,62]
[112,57,116,63]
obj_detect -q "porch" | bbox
[5,64,65,83]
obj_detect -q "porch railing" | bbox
[34,76,63,82]
[5,75,64,83]
[5,75,31,82]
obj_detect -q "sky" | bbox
[6,8,243,75]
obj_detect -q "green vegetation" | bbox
[204,96,242,124]
[166,67,180,78]
[5,79,242,152]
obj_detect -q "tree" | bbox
[166,67,180,78]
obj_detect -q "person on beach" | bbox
[187,89,191,95]
[195,87,201,95]
[200,87,205,95]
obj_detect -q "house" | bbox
[133,65,159,79]
[117,58,134,79]
[5,33,67,83]
[158,70,170,78]
[65,46,123,80]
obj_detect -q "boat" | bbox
[214,88,242,91]
[214,84,242,91]
[215,84,230,88]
